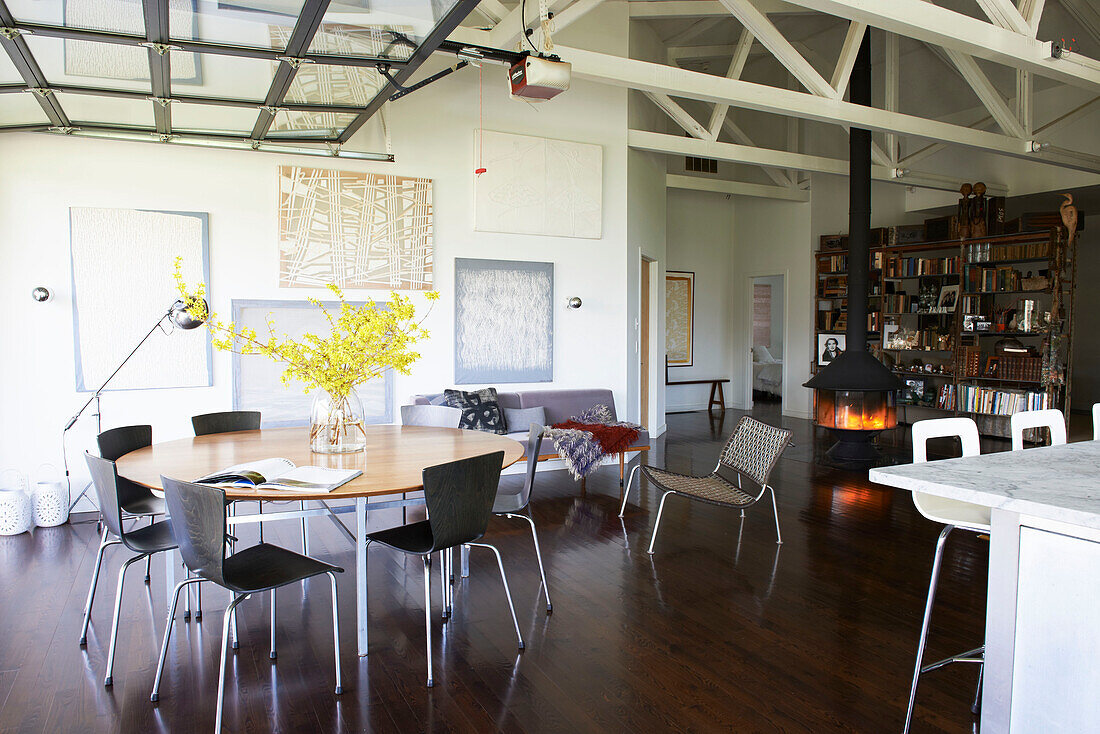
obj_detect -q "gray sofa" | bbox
[405,388,650,489]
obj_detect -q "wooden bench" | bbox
[666,378,729,413]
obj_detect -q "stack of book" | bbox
[958,386,1050,415]
[884,256,960,278]
[963,265,1023,293]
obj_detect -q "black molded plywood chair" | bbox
[97,425,168,584]
[365,451,523,687]
[491,424,552,613]
[80,453,178,688]
[190,411,261,436]
[152,477,343,733]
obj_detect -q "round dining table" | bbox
[116,424,524,655]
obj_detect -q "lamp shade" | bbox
[168,298,206,330]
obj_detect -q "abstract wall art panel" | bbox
[474,131,602,239]
[278,165,433,290]
[231,299,393,427]
[454,258,553,384]
[666,270,694,367]
[69,207,211,391]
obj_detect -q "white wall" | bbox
[732,197,813,418]
[664,188,735,412]
[0,4,635,501]
[627,19,668,435]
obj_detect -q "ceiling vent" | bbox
[685,156,718,174]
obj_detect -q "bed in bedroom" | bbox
[752,345,783,399]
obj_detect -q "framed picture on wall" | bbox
[666,271,695,367]
[817,333,845,366]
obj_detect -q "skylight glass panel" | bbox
[6,0,145,35]
[171,101,261,134]
[57,92,154,127]
[0,52,22,84]
[306,0,454,62]
[283,62,382,105]
[266,109,356,137]
[0,92,51,126]
[25,34,152,93]
[171,50,276,102]
[171,0,308,51]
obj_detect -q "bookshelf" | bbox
[812,228,1077,439]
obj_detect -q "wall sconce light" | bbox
[566,296,582,310]
[31,286,52,303]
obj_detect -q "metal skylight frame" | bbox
[0,0,482,158]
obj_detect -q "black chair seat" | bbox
[120,490,166,517]
[123,520,178,554]
[492,491,526,515]
[223,543,343,594]
[366,520,434,554]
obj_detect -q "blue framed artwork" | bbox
[70,208,212,392]
[231,299,394,427]
[454,258,554,384]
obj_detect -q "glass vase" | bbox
[309,388,367,454]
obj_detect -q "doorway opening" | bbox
[749,274,785,408]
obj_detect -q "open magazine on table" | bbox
[195,457,361,493]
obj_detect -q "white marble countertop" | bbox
[869,440,1100,531]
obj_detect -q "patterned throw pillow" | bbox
[444,388,508,434]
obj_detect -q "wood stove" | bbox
[803,30,902,466]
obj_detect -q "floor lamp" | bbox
[63,298,207,514]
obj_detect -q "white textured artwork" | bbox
[278,165,433,290]
[70,207,211,391]
[454,258,553,384]
[474,130,602,239]
[231,300,392,427]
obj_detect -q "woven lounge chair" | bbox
[640,416,792,554]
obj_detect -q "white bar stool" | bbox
[905,417,990,733]
[1010,408,1067,451]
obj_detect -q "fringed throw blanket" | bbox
[545,404,642,480]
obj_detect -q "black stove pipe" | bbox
[847,31,872,353]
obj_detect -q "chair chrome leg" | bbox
[269,588,277,660]
[618,465,642,518]
[423,555,433,687]
[647,492,673,555]
[195,582,202,621]
[257,501,263,542]
[971,661,984,715]
[768,485,782,545]
[327,571,343,695]
[300,500,309,555]
[216,594,250,734]
[904,525,954,734]
[446,547,454,615]
[230,594,240,650]
[506,512,552,613]
[104,553,147,686]
[151,577,202,702]
[466,542,524,650]
[79,526,117,646]
[439,550,449,620]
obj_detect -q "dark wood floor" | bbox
[5,406,1074,733]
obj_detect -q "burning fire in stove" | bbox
[815,390,898,432]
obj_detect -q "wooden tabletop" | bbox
[115,425,525,501]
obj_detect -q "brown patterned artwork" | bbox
[277,165,433,290]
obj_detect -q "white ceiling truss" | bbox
[452,0,1100,201]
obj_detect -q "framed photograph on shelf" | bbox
[902,378,926,403]
[882,323,899,347]
[937,284,960,312]
[817,333,846,366]
[963,314,980,332]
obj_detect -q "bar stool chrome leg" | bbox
[905,525,954,734]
